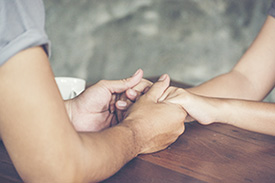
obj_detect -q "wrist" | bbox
[218,99,237,126]
[191,95,224,125]
[207,97,233,125]
[119,118,143,156]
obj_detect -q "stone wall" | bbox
[44,0,274,101]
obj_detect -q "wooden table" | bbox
[103,122,275,183]
[0,79,274,183]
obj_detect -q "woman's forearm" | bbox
[164,88,275,136]
[217,99,275,136]
[184,93,275,136]
[187,70,258,100]
[187,16,275,101]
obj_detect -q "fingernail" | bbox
[117,101,127,107]
[128,89,137,97]
[132,69,141,77]
[158,74,167,81]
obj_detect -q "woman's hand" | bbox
[159,87,220,125]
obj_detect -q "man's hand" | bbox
[65,69,144,132]
[121,74,187,154]
[115,78,153,122]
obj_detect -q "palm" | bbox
[70,85,116,132]
[64,69,144,132]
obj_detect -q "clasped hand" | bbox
[64,70,187,154]
[116,76,218,127]
[64,69,147,132]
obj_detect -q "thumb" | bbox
[144,74,170,102]
[100,69,143,94]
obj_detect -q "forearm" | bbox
[214,99,275,136]
[187,16,275,101]
[79,123,138,182]
[164,88,275,136]
[4,109,138,183]
[187,70,258,100]
[7,122,138,183]
[0,47,138,183]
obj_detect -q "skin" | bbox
[186,16,275,100]
[116,79,153,122]
[118,16,275,136]
[64,69,144,132]
[0,47,186,182]
[162,16,275,136]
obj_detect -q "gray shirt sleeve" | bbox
[268,0,275,18]
[0,0,50,66]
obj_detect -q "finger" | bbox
[115,91,135,123]
[110,115,118,127]
[163,88,189,106]
[131,79,152,93]
[116,100,128,110]
[115,107,128,123]
[125,79,152,101]
[99,69,143,94]
[116,110,123,123]
[114,93,127,122]
[116,92,131,109]
[109,94,117,114]
[116,89,143,109]
[144,74,170,102]
[159,87,186,103]
[158,87,176,102]
[126,89,147,102]
[125,89,138,101]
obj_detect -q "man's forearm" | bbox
[79,123,139,182]
[0,46,139,183]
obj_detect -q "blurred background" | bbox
[44,0,274,101]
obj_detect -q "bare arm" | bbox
[163,88,275,136]
[219,99,275,136]
[160,16,275,136]
[0,47,186,182]
[188,16,275,101]
[0,46,137,182]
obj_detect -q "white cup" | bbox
[55,77,86,100]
